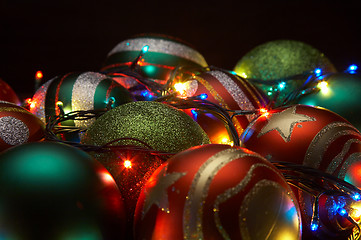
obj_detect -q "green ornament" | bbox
[0,142,126,239]
[233,40,337,106]
[101,33,208,82]
[298,73,361,131]
[81,101,210,153]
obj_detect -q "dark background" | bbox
[1,0,361,100]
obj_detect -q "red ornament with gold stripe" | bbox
[0,101,45,152]
[134,144,302,240]
[30,71,133,142]
[240,104,361,238]
[178,70,269,139]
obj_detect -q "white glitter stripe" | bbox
[71,72,107,129]
[208,71,256,122]
[31,78,54,124]
[107,38,208,67]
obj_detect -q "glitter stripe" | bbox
[339,152,361,180]
[194,75,243,134]
[31,78,54,123]
[71,72,107,129]
[303,122,359,169]
[183,148,246,239]
[208,71,256,122]
[213,163,283,239]
[107,38,207,67]
[326,138,361,175]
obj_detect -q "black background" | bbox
[1,0,361,99]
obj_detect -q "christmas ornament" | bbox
[134,144,302,240]
[30,71,133,141]
[177,70,268,136]
[298,73,361,131]
[240,104,361,238]
[0,101,45,152]
[0,78,21,105]
[182,108,234,145]
[233,40,337,106]
[81,101,210,153]
[101,33,208,84]
[0,142,126,239]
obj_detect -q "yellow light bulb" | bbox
[123,160,132,169]
[317,81,329,95]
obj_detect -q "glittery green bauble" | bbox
[233,40,337,106]
[81,101,210,153]
[298,73,361,132]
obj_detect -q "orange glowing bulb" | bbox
[123,160,132,169]
[259,108,269,117]
[35,71,43,80]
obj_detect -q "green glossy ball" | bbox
[233,40,336,106]
[298,73,361,131]
[0,142,126,239]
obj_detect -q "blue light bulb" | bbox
[339,208,347,216]
[353,193,361,201]
[311,223,318,231]
[278,82,286,90]
[142,45,149,53]
[347,64,358,74]
[314,68,322,77]
[200,93,208,100]
[191,109,198,118]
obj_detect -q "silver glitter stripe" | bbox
[326,138,361,175]
[72,72,108,129]
[303,122,359,168]
[213,163,284,240]
[107,38,208,67]
[208,71,256,122]
[183,148,248,240]
[339,152,361,180]
[0,116,29,145]
[31,78,54,123]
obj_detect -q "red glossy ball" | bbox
[0,78,21,105]
[134,144,301,240]
[188,70,268,136]
[0,101,45,152]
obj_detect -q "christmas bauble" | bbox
[181,70,268,136]
[0,101,45,152]
[0,78,21,105]
[0,142,126,239]
[298,73,361,131]
[81,101,210,153]
[134,144,302,240]
[30,71,134,141]
[101,33,208,84]
[240,104,361,238]
[233,40,337,106]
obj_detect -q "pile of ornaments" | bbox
[1,33,361,240]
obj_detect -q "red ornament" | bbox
[0,78,21,105]
[185,70,268,136]
[0,101,45,152]
[134,144,301,240]
[240,104,361,238]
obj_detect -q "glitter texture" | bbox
[303,122,358,168]
[107,37,208,67]
[81,101,210,153]
[0,116,29,145]
[31,78,54,123]
[71,72,107,129]
[234,40,336,81]
[183,148,245,239]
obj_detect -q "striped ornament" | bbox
[240,104,361,238]
[134,144,301,240]
[30,72,133,141]
[101,34,208,84]
[0,101,44,152]
[188,70,269,136]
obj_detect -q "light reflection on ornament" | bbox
[259,108,269,118]
[173,80,198,98]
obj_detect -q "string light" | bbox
[35,71,43,80]
[278,81,286,90]
[347,64,358,74]
[314,68,322,77]
[259,108,269,118]
[317,81,329,95]
[123,160,132,169]
[199,93,208,100]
